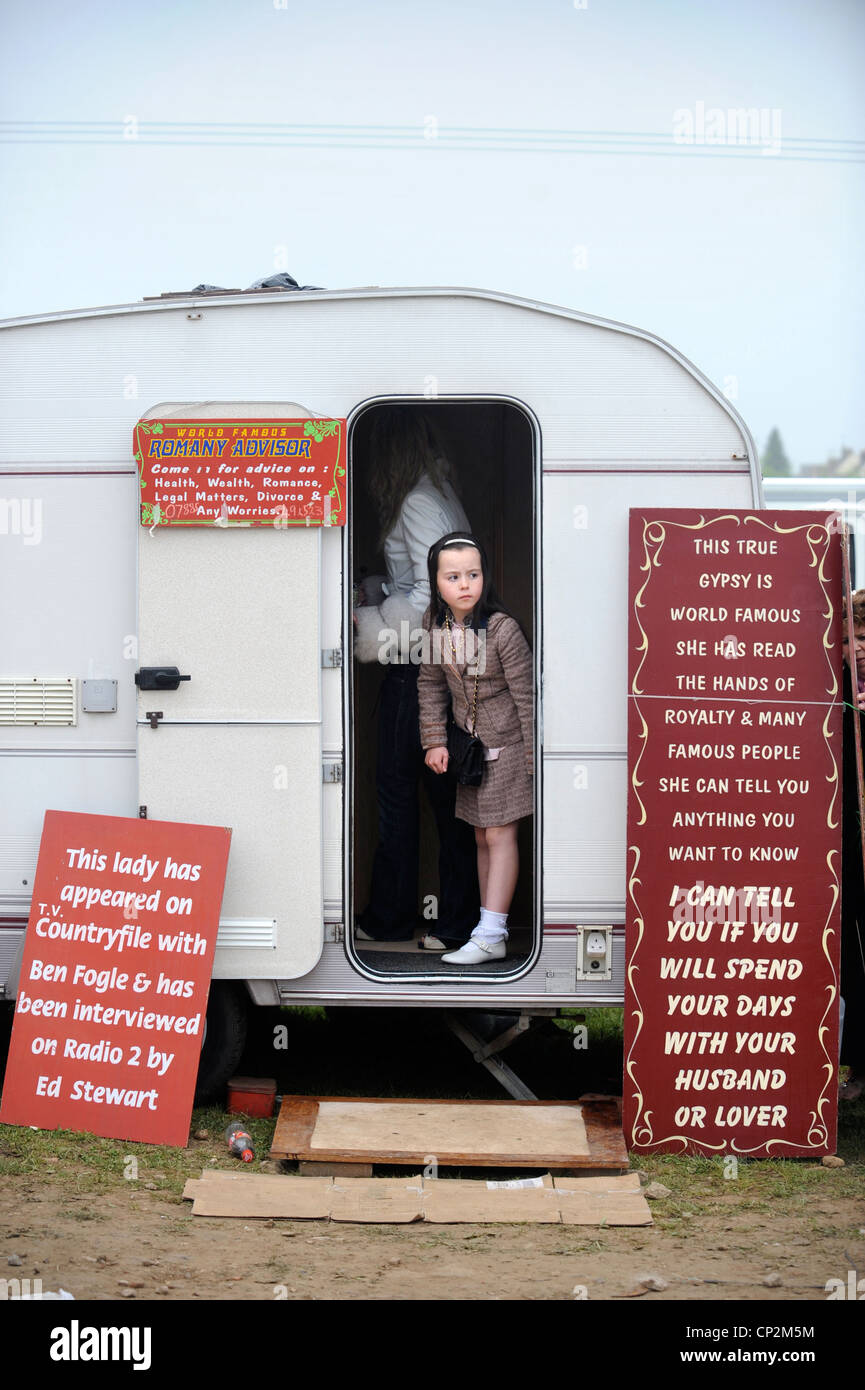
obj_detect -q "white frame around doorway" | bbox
[342,393,544,986]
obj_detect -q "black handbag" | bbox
[447,712,485,787]
[444,612,485,787]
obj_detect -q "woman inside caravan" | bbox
[353,408,480,949]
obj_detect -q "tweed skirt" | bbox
[455,739,534,827]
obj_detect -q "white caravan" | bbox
[0,285,762,1096]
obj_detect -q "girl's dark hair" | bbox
[425,532,510,629]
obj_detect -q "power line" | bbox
[0,120,860,162]
[1,120,862,145]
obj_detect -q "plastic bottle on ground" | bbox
[225,1120,255,1163]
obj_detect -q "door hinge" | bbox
[323,762,343,784]
[321,648,343,668]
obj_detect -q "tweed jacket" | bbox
[418,611,534,777]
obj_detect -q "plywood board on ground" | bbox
[270,1094,626,1169]
[309,1100,588,1158]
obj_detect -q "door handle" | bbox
[134,666,192,691]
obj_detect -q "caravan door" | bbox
[135,406,344,981]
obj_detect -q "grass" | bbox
[1,1003,863,1208]
[0,1105,279,1199]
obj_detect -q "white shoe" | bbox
[441,939,506,964]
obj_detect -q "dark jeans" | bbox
[358,663,479,944]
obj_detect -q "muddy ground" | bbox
[3,1173,863,1304]
[2,1006,863,1308]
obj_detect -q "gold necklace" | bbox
[444,611,480,735]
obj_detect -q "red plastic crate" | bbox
[227,1076,277,1119]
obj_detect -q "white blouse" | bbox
[382,475,470,612]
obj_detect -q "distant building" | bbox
[801,447,865,479]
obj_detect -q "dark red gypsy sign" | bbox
[624,510,842,1157]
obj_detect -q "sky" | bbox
[1,0,862,467]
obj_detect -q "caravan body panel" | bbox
[0,287,759,1004]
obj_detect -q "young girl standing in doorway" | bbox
[353,411,479,951]
[418,533,533,964]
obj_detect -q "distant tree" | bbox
[761,428,791,477]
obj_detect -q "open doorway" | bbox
[348,399,538,979]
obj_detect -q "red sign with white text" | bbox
[624,510,842,1157]
[134,417,346,526]
[0,811,231,1146]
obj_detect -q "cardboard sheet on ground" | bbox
[182,1174,333,1219]
[329,1177,425,1224]
[553,1172,648,1226]
[421,1174,560,1224]
[182,1169,651,1225]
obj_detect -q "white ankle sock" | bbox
[471,907,509,944]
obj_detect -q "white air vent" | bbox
[0,678,77,726]
[216,918,277,949]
